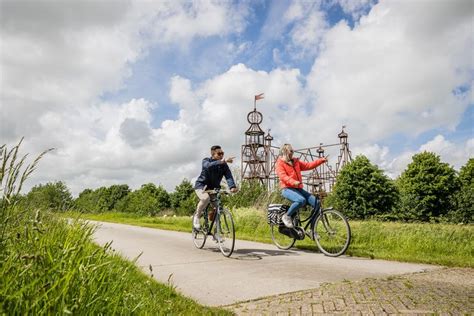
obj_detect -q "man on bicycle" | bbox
[276,144,327,228]
[193,145,238,229]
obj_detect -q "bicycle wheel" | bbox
[270,224,296,250]
[216,208,235,257]
[192,215,208,249]
[313,209,351,257]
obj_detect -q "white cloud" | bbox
[0,0,251,142]
[283,1,328,59]
[288,9,327,58]
[353,143,390,169]
[148,1,249,44]
[372,135,474,179]
[334,0,376,20]
[419,135,474,169]
[306,0,473,144]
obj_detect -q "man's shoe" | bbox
[281,214,294,228]
[212,232,222,243]
[193,215,201,229]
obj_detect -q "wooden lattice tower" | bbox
[241,99,274,185]
[336,126,352,172]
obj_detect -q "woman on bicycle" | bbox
[276,144,327,228]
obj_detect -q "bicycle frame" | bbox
[200,188,232,235]
[203,194,221,235]
[294,202,323,240]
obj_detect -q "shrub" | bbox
[224,180,266,209]
[117,183,170,216]
[74,185,130,213]
[330,155,399,219]
[24,181,73,211]
[170,179,195,215]
[397,152,459,222]
[451,158,474,223]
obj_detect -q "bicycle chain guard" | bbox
[278,225,305,240]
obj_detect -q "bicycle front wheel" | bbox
[270,224,296,250]
[216,208,235,257]
[313,209,351,257]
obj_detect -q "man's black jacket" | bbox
[194,157,236,190]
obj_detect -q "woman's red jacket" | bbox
[275,157,326,189]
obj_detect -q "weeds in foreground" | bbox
[0,139,53,251]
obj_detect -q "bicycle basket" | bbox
[267,204,289,225]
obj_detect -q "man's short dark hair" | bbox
[211,145,221,151]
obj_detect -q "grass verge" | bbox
[67,208,474,268]
[0,208,231,315]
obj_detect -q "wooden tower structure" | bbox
[241,94,274,186]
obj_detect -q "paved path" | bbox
[92,221,440,307]
[227,267,474,315]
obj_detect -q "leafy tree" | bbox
[95,185,131,212]
[117,183,170,216]
[107,184,131,210]
[330,155,399,219]
[451,158,474,223]
[170,179,195,215]
[74,189,99,213]
[396,152,459,221]
[25,181,73,211]
[74,185,130,213]
[224,180,266,209]
[174,194,198,216]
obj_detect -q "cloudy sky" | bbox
[1,0,473,196]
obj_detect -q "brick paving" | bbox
[226,268,473,315]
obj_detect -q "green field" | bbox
[68,208,474,268]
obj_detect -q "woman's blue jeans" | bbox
[282,188,319,216]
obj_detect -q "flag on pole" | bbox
[255,93,264,101]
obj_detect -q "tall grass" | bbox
[0,139,52,250]
[1,211,228,314]
[0,140,230,315]
[72,208,474,268]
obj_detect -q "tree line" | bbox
[328,152,472,223]
[16,151,473,223]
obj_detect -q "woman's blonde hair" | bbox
[279,143,293,162]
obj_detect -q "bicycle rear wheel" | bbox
[216,208,235,257]
[313,209,351,257]
[192,216,208,249]
[270,224,296,250]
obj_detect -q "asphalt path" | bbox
[92,221,439,307]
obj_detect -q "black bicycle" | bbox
[192,189,235,257]
[269,201,351,257]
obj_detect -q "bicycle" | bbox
[269,200,351,257]
[192,189,235,257]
